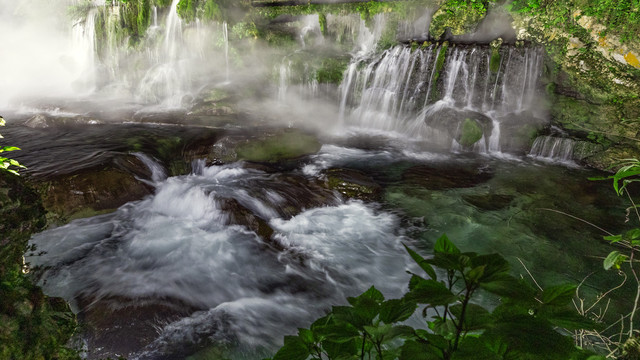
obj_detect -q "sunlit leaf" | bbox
[434,234,460,254]
[404,244,437,280]
[604,251,627,270]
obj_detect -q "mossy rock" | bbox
[325,168,382,201]
[457,118,483,148]
[583,144,640,171]
[233,129,322,163]
[429,3,486,40]
[37,157,153,225]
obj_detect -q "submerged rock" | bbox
[402,163,493,190]
[462,193,514,211]
[324,168,382,201]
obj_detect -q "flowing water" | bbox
[0,3,632,359]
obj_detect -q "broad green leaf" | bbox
[434,234,460,254]
[466,265,486,284]
[331,305,375,330]
[298,328,315,344]
[452,336,502,360]
[313,322,360,343]
[400,340,443,360]
[415,330,449,350]
[429,318,457,339]
[322,338,359,359]
[479,275,535,300]
[480,315,575,359]
[542,284,576,306]
[349,286,384,304]
[379,298,417,324]
[384,325,415,343]
[1,146,20,152]
[404,244,437,280]
[538,308,601,331]
[273,335,309,360]
[470,254,511,283]
[449,303,492,331]
[364,323,393,341]
[406,276,458,305]
[603,251,627,270]
[626,228,640,241]
[426,253,464,271]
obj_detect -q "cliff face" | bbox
[508,5,640,169]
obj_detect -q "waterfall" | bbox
[529,135,576,161]
[223,21,229,82]
[338,44,544,153]
[71,8,98,93]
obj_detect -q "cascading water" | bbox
[338,44,544,153]
[529,135,577,162]
[27,160,412,359]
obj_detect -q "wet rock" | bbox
[210,128,322,164]
[325,168,382,201]
[37,156,154,224]
[219,198,276,245]
[77,296,197,360]
[425,107,493,148]
[24,113,102,128]
[402,163,493,190]
[462,193,514,211]
[498,111,547,154]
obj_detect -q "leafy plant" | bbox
[0,116,26,176]
[586,159,640,357]
[269,234,599,360]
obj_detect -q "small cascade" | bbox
[71,8,98,93]
[529,136,576,161]
[277,60,291,103]
[223,21,229,82]
[339,44,544,153]
[133,152,168,184]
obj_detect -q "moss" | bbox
[318,13,327,36]
[137,0,151,35]
[490,47,501,73]
[0,173,78,359]
[316,58,349,84]
[203,0,221,21]
[177,0,197,23]
[428,1,486,40]
[235,130,321,163]
[458,118,483,147]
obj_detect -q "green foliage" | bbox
[507,0,640,44]
[0,172,78,359]
[0,117,25,176]
[316,58,348,84]
[269,234,596,360]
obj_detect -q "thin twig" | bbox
[535,208,615,236]
[516,257,543,291]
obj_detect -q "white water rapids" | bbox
[27,158,413,358]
